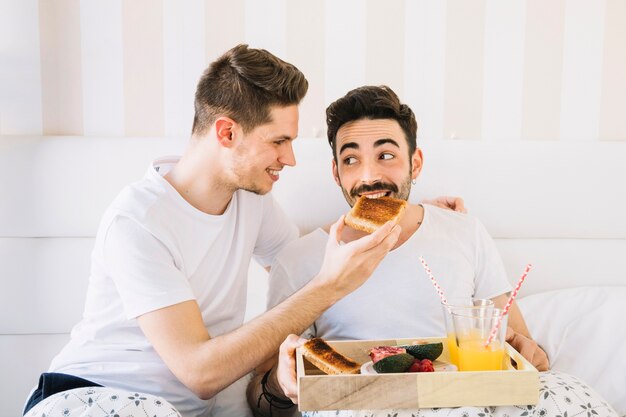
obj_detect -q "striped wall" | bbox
[1,0,625,141]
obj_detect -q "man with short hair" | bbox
[23,46,402,417]
[247,85,550,417]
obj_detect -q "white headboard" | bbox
[1,135,625,416]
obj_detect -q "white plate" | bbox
[360,360,458,375]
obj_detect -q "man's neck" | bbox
[163,145,235,216]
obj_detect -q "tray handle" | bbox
[504,342,537,371]
[296,347,306,376]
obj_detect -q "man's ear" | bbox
[214,117,237,147]
[332,159,341,186]
[411,148,423,181]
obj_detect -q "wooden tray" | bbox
[296,337,539,411]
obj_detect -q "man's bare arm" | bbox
[490,294,549,371]
[138,218,401,399]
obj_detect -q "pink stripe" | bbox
[122,0,164,136]
[205,0,245,64]
[286,1,326,138]
[521,0,566,140]
[443,0,486,140]
[365,0,405,96]
[39,0,83,135]
[599,0,626,141]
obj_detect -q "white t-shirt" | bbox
[267,204,511,341]
[48,157,298,417]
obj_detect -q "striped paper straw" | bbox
[419,256,447,305]
[485,263,533,346]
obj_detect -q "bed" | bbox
[1,136,624,416]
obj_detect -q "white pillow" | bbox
[518,286,626,416]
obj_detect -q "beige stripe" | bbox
[205,0,245,64]
[443,0,485,140]
[521,0,566,140]
[39,0,83,135]
[122,0,164,136]
[286,0,325,139]
[599,0,626,141]
[365,0,405,95]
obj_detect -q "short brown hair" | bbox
[192,44,308,135]
[326,85,417,161]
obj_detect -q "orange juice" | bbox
[457,338,505,371]
[447,333,459,366]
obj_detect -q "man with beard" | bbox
[247,85,550,417]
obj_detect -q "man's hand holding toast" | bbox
[313,215,401,300]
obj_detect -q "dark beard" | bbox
[341,175,412,207]
[350,182,399,199]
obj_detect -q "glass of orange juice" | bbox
[451,307,508,371]
[440,298,494,367]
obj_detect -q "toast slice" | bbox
[345,196,407,234]
[302,338,361,375]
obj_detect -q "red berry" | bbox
[418,359,435,372]
[407,359,435,372]
[407,359,421,373]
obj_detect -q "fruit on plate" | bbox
[372,353,414,373]
[407,358,435,373]
[399,341,443,361]
[369,346,407,363]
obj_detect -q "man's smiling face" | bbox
[229,104,299,195]
[332,118,422,207]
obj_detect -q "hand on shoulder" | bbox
[422,196,467,214]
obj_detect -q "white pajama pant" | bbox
[24,386,182,417]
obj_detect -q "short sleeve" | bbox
[472,218,512,300]
[103,216,195,319]
[253,194,299,267]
